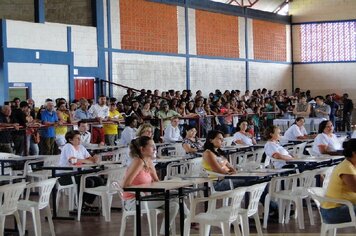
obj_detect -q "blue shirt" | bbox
[41,110,58,138]
[74,109,92,120]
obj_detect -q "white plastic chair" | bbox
[26,155,61,181]
[263,170,316,229]
[56,176,78,214]
[223,137,235,147]
[273,119,289,133]
[238,182,268,236]
[77,167,125,222]
[0,152,21,175]
[308,187,356,236]
[18,178,57,236]
[0,182,27,236]
[187,187,247,236]
[292,142,307,157]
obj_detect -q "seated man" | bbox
[163,116,182,143]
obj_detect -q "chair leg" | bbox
[296,198,305,229]
[119,214,127,236]
[13,211,24,236]
[45,206,56,236]
[148,210,156,236]
[0,216,5,236]
[320,224,327,236]
[239,213,249,236]
[253,213,263,236]
[233,220,242,236]
[199,223,210,236]
[56,190,61,215]
[101,195,111,222]
[306,198,314,225]
[77,191,84,221]
[31,207,42,236]
[262,194,270,229]
[221,222,231,236]
[21,210,27,234]
[278,199,285,224]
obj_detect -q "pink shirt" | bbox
[122,168,153,200]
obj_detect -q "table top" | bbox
[155,155,197,163]
[221,144,251,151]
[124,178,210,192]
[42,163,102,170]
[0,156,43,162]
[286,154,344,163]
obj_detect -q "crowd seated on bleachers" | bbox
[0,87,353,155]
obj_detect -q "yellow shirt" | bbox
[322,159,356,209]
[55,113,69,135]
[103,110,123,135]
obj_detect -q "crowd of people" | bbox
[0,87,354,156]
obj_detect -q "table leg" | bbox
[135,192,141,236]
[51,170,57,218]
[178,188,184,236]
[1,162,4,175]
[164,191,170,236]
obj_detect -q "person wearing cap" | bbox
[40,99,61,155]
[11,101,29,155]
[156,100,180,129]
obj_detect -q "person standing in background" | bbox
[342,93,354,132]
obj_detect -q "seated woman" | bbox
[233,120,257,146]
[118,116,138,146]
[122,136,181,235]
[311,120,342,155]
[202,130,241,191]
[59,130,103,210]
[163,116,182,143]
[283,117,309,141]
[264,126,294,169]
[182,125,203,154]
[320,139,356,224]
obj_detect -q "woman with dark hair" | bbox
[320,139,356,224]
[122,136,180,234]
[202,130,240,191]
[283,117,309,141]
[182,125,203,153]
[264,126,294,169]
[233,120,257,146]
[311,120,342,155]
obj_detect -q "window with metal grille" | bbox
[300,21,356,62]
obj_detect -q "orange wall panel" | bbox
[196,10,239,58]
[120,0,178,53]
[253,20,286,61]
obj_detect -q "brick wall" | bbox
[253,19,286,61]
[195,10,239,58]
[119,0,178,53]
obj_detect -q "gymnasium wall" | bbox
[290,0,356,101]
[0,0,291,104]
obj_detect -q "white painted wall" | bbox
[110,0,121,49]
[238,16,245,58]
[70,25,98,67]
[188,8,197,55]
[249,62,292,91]
[6,20,67,51]
[190,58,246,94]
[8,63,69,105]
[111,53,186,98]
[177,6,186,54]
[290,0,356,23]
[294,63,356,101]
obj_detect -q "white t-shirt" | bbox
[233,132,254,146]
[284,124,308,141]
[163,124,182,143]
[312,133,342,155]
[264,141,291,169]
[88,104,109,127]
[119,127,137,146]
[80,131,91,145]
[59,143,90,166]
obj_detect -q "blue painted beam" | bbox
[74,67,100,77]
[184,0,190,90]
[107,0,113,96]
[4,48,73,65]
[34,0,45,23]
[0,20,9,104]
[67,27,75,102]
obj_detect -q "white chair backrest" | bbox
[0,182,26,215]
[165,158,205,180]
[26,178,57,209]
[223,137,235,147]
[316,166,336,189]
[246,182,268,216]
[43,155,61,166]
[292,142,307,157]
[226,187,246,221]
